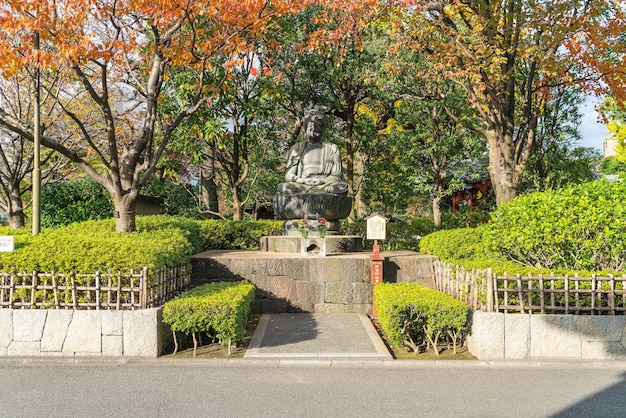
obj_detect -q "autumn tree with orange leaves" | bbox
[391,0,626,205]
[0,0,311,232]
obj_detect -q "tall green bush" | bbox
[485,180,626,272]
[41,177,114,227]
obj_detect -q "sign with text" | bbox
[0,236,14,252]
[366,213,388,241]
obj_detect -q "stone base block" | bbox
[260,235,363,254]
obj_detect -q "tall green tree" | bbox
[392,0,626,206]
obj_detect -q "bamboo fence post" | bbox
[609,274,615,315]
[487,268,494,312]
[95,270,101,310]
[516,274,524,313]
[52,272,59,309]
[9,273,15,309]
[539,274,546,314]
[591,274,596,315]
[130,269,135,309]
[527,274,533,314]
[565,275,570,314]
[30,271,38,307]
[116,271,122,310]
[71,273,77,309]
[141,267,149,309]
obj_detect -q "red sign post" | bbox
[370,242,384,317]
[366,213,387,318]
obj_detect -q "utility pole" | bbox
[32,30,41,236]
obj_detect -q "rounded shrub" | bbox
[484,179,626,272]
[41,177,114,227]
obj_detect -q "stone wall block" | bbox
[467,311,504,360]
[8,341,40,356]
[13,310,47,342]
[582,341,626,360]
[123,308,159,357]
[347,304,371,315]
[504,314,530,359]
[41,310,73,352]
[296,281,325,304]
[309,258,341,282]
[229,258,258,277]
[101,310,124,336]
[325,282,350,304]
[283,259,309,281]
[340,259,365,283]
[266,276,297,301]
[351,283,372,305]
[314,303,348,313]
[102,335,124,356]
[0,310,12,348]
[531,315,581,358]
[574,316,626,341]
[265,258,285,276]
[64,311,102,354]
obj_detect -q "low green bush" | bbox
[375,282,469,355]
[199,219,283,250]
[484,180,626,272]
[0,216,194,274]
[162,281,255,356]
[419,226,500,263]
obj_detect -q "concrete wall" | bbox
[468,311,626,361]
[0,308,171,358]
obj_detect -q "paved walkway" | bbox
[244,313,392,360]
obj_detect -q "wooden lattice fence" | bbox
[0,263,191,310]
[433,260,626,315]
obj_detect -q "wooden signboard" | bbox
[366,213,388,241]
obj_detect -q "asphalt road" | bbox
[0,360,625,418]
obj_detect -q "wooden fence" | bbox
[433,260,626,315]
[0,263,191,310]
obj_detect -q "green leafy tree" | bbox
[519,87,599,192]
[391,0,626,206]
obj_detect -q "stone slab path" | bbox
[244,313,392,360]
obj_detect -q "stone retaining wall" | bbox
[191,250,436,314]
[468,311,626,360]
[0,308,171,358]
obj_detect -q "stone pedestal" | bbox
[259,235,363,255]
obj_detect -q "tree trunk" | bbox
[485,128,518,206]
[7,188,25,229]
[432,195,442,232]
[113,194,137,233]
[232,188,244,221]
[200,152,220,219]
[354,151,368,219]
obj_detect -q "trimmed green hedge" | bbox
[0,216,195,273]
[374,282,468,355]
[162,281,255,355]
[484,180,626,273]
[199,219,283,250]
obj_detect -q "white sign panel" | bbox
[0,236,14,252]
[366,214,387,241]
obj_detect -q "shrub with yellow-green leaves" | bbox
[162,281,255,356]
[375,283,468,355]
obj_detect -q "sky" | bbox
[577,97,609,153]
